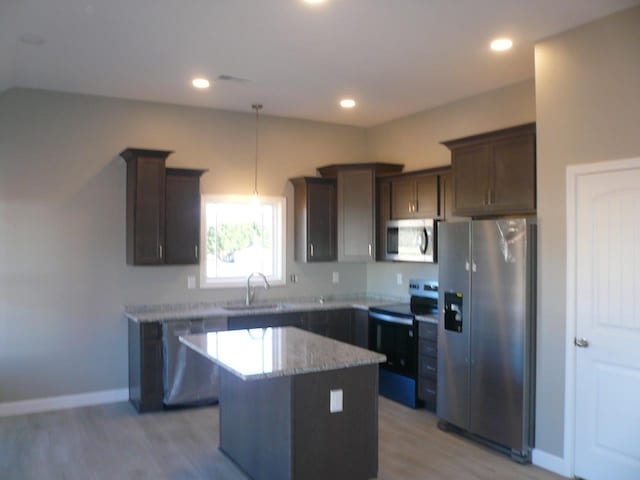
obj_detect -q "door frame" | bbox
[564,156,640,477]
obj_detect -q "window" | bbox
[200,195,286,287]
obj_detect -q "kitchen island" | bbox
[180,327,385,480]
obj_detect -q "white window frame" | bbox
[199,194,286,289]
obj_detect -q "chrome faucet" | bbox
[246,272,270,305]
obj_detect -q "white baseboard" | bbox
[0,388,129,417]
[532,448,572,478]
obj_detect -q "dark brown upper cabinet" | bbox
[376,178,391,260]
[165,169,205,264]
[290,177,337,262]
[121,148,206,266]
[390,173,440,219]
[442,123,536,217]
[318,163,403,263]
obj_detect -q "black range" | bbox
[368,280,438,408]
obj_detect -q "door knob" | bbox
[574,337,590,348]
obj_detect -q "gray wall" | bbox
[365,80,536,296]
[534,6,640,457]
[0,88,368,402]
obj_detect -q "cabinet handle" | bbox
[414,199,419,213]
[159,244,163,259]
[195,245,198,260]
[409,201,413,213]
[310,243,314,258]
[368,244,372,257]
[484,190,489,206]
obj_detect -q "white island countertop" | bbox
[180,327,386,381]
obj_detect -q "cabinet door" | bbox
[376,180,391,260]
[326,309,352,343]
[338,169,375,262]
[452,145,491,216]
[305,311,330,336]
[489,134,536,214]
[391,179,415,219]
[415,174,439,218]
[128,319,164,412]
[229,312,304,330]
[165,173,200,264]
[133,157,166,264]
[308,181,336,261]
[351,309,369,348]
[439,171,465,222]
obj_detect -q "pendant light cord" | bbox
[252,103,263,196]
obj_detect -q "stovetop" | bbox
[369,303,414,317]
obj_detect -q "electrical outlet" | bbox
[332,272,339,284]
[289,273,299,283]
[330,389,343,413]
[187,275,196,289]
[396,273,403,285]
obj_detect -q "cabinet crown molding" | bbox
[120,148,173,162]
[441,123,536,150]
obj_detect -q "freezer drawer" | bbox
[163,317,227,406]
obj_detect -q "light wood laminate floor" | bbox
[0,397,563,480]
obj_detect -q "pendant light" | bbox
[252,103,263,203]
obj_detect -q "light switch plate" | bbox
[330,389,343,413]
[396,273,403,285]
[332,272,339,284]
[187,275,196,289]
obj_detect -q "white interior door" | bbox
[573,161,640,479]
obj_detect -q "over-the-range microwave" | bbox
[384,218,437,263]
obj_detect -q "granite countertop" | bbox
[124,295,404,323]
[180,327,386,381]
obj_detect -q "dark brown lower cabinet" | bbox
[128,319,164,413]
[228,312,305,331]
[351,309,370,349]
[129,308,368,414]
[304,309,353,343]
[417,321,438,411]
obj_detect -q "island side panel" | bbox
[292,364,379,480]
[219,369,293,480]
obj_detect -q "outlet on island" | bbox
[332,272,339,284]
[330,389,343,413]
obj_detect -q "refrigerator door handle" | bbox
[472,262,477,272]
[465,261,470,271]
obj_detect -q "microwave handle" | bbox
[419,227,429,254]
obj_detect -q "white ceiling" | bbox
[1,0,638,127]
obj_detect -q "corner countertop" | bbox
[124,295,405,323]
[180,327,386,381]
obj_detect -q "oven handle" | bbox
[369,311,414,326]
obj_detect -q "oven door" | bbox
[369,311,417,378]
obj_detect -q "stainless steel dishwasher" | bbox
[163,317,227,406]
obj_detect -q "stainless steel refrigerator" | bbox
[437,219,536,462]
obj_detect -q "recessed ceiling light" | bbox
[490,38,513,52]
[340,99,356,109]
[303,0,326,4]
[191,78,211,89]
